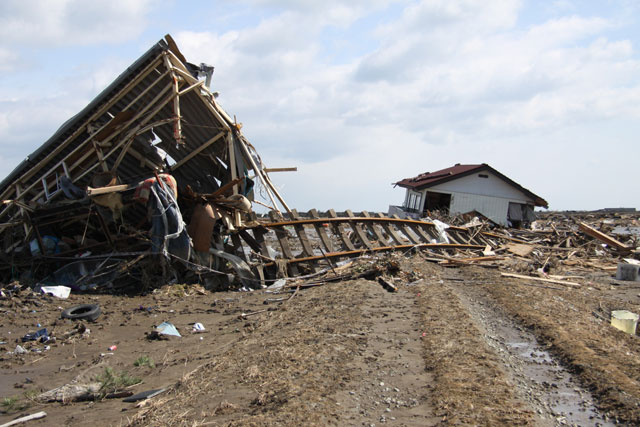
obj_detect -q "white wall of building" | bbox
[430,170,531,201]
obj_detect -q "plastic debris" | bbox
[156,322,181,337]
[192,322,205,333]
[40,285,71,299]
[123,388,167,403]
[22,328,49,343]
[267,278,286,291]
[14,345,28,354]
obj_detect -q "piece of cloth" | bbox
[188,203,218,252]
[134,174,178,204]
[148,181,191,261]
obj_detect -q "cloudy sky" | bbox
[1,0,639,212]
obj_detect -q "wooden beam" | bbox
[346,209,375,249]
[170,131,225,171]
[264,167,297,173]
[501,272,581,288]
[270,243,484,266]
[178,80,204,96]
[15,78,175,207]
[578,222,631,251]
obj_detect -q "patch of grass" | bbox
[1,395,30,414]
[22,389,39,401]
[94,367,141,399]
[133,355,155,368]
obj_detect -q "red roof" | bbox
[395,164,484,189]
[394,163,548,208]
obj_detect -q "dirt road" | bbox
[2,253,640,425]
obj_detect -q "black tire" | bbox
[61,304,101,322]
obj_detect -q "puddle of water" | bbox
[459,290,614,426]
[503,335,607,424]
[612,226,640,237]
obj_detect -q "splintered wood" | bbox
[233,209,638,286]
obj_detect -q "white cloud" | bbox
[2,0,640,211]
[0,48,20,71]
[0,0,152,47]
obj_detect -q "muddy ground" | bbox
[2,253,640,426]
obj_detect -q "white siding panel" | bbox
[431,171,533,203]
[450,192,510,225]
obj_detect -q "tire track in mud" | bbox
[447,268,613,427]
[334,280,440,426]
[415,265,534,425]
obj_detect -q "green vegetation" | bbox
[133,355,155,368]
[94,367,141,399]
[1,395,31,414]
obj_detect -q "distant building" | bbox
[391,163,548,227]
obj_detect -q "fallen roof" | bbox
[395,163,548,208]
[0,35,290,278]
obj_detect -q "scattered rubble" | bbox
[1,28,640,427]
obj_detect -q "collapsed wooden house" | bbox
[5,36,584,291]
[0,35,289,287]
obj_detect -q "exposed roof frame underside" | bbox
[0,35,290,239]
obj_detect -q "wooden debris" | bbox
[578,222,631,252]
[0,411,47,427]
[501,272,581,288]
[505,243,534,257]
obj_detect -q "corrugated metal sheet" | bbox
[0,35,273,266]
[449,192,510,226]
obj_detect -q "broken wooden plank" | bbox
[266,243,484,266]
[263,167,297,173]
[578,222,631,252]
[376,212,408,245]
[309,209,334,253]
[391,214,421,244]
[361,211,388,243]
[440,256,504,265]
[268,211,299,277]
[501,272,581,288]
[409,222,435,244]
[269,211,295,259]
[0,411,47,427]
[482,231,532,245]
[247,213,272,259]
[328,209,356,251]
[290,209,315,257]
[346,209,375,249]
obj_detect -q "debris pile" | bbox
[0,35,290,290]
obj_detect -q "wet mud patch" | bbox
[333,277,439,426]
[466,265,640,424]
[448,271,612,426]
[414,262,534,425]
[128,280,377,426]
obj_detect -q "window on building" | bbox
[405,192,422,212]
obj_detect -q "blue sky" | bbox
[1,0,640,212]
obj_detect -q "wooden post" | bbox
[328,209,356,251]
[309,209,334,252]
[289,209,315,258]
[345,210,375,249]
[375,213,408,245]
